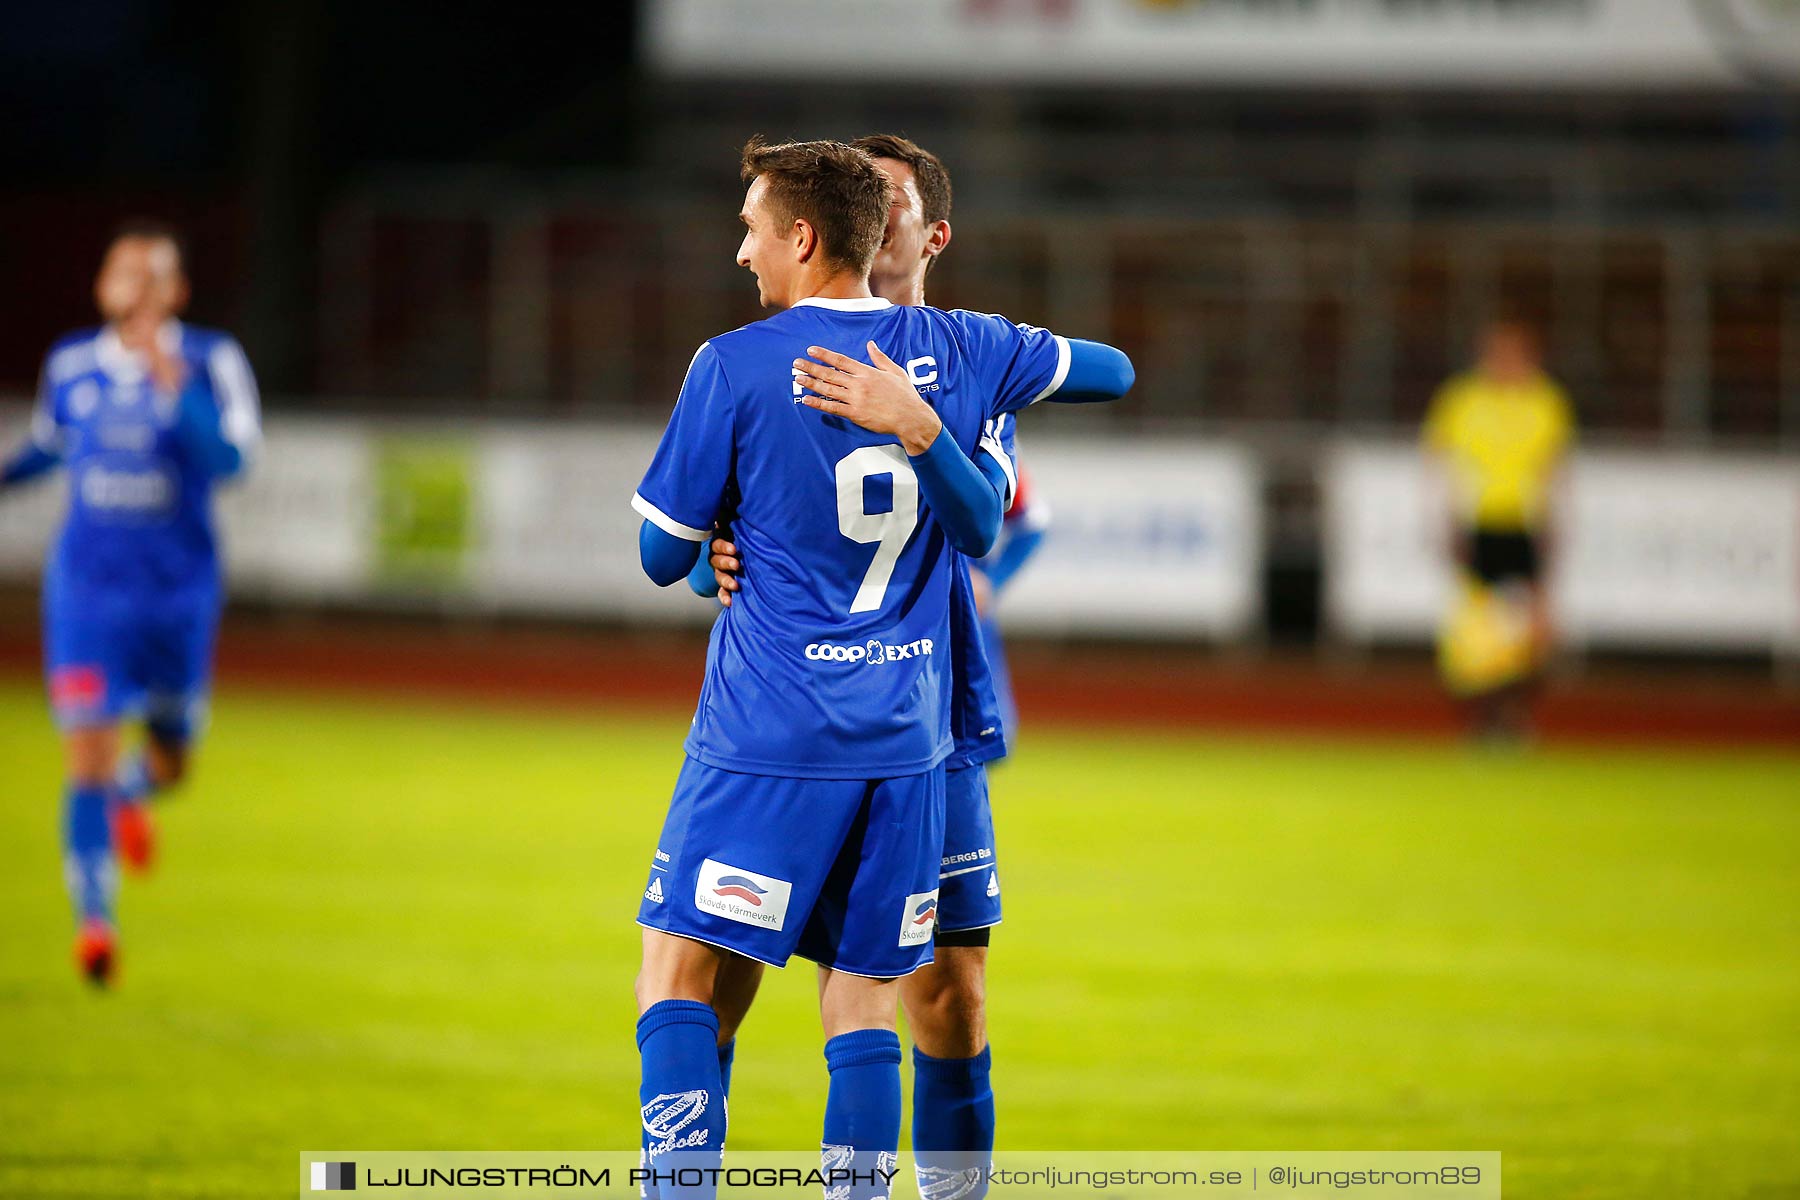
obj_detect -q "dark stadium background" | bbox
[5,1,1798,715]
[0,4,637,395]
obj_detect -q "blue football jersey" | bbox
[32,322,260,596]
[634,296,1069,778]
[945,412,1019,770]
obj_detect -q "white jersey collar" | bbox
[793,296,893,312]
[95,320,183,383]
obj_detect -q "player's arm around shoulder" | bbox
[699,458,1017,611]
[795,340,1005,557]
[793,341,942,454]
[1055,337,1135,402]
[946,309,1135,411]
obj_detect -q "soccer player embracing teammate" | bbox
[0,222,259,985]
[694,134,1052,1199]
[630,138,1132,1199]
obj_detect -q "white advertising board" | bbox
[1322,440,1800,653]
[646,0,1800,89]
[0,411,1262,639]
[993,439,1263,638]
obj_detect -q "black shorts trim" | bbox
[933,925,991,948]
[1468,529,1540,586]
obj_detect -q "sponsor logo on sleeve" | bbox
[695,858,792,931]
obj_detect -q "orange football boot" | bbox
[112,802,155,874]
[74,917,117,987]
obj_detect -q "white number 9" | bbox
[836,445,920,614]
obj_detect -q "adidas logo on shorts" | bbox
[645,877,665,904]
[986,872,1000,898]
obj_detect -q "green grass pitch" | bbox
[1,680,1796,1198]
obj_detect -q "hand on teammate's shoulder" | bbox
[794,341,942,455]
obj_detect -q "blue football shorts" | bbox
[637,757,946,979]
[43,582,219,741]
[936,763,1002,934]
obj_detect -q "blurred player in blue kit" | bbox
[631,138,1132,1198]
[695,134,1052,1199]
[0,222,260,985]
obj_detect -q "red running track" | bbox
[1,611,1794,748]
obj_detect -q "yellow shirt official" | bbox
[1423,372,1574,531]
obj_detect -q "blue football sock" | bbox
[115,754,155,809]
[717,1036,737,1099]
[63,782,116,925]
[912,1045,995,1200]
[637,1000,725,1199]
[639,1032,736,1199]
[822,1029,903,1200]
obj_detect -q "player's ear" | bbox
[926,220,952,260]
[792,217,818,264]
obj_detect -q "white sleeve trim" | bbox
[632,492,710,541]
[1030,335,1072,405]
[208,338,263,452]
[977,416,1018,509]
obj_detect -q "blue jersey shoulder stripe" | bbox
[47,337,100,385]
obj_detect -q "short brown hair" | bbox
[111,217,188,272]
[852,133,953,227]
[741,137,892,276]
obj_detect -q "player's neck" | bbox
[871,269,927,308]
[789,268,873,309]
[1480,365,1535,387]
[110,315,175,354]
